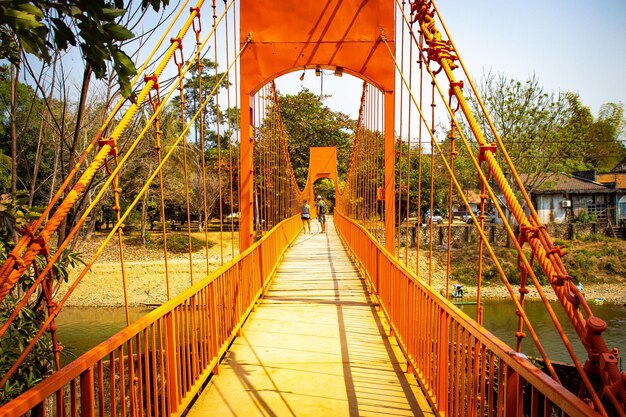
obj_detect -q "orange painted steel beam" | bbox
[239,96,254,250]
[239,0,396,251]
[303,146,339,212]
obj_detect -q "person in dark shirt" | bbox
[315,195,327,233]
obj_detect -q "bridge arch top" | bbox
[249,66,383,98]
[240,0,395,96]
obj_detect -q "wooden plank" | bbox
[187,217,433,416]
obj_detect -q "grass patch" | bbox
[553,238,571,248]
[126,232,214,253]
[442,236,625,287]
[576,233,617,243]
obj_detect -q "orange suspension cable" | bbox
[192,7,212,275]
[415,30,424,277]
[148,79,172,301]
[213,0,225,264]
[173,37,196,286]
[396,0,405,260]
[444,124,456,299]
[225,5,236,258]
[428,80,435,286]
[404,24,415,265]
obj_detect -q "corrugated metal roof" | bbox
[528,173,614,194]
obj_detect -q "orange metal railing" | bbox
[0,215,301,417]
[334,210,601,417]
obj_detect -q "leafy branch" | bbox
[0,0,170,98]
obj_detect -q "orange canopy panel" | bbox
[240,0,395,94]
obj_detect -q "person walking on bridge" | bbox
[315,195,327,233]
[301,199,311,233]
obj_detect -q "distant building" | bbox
[596,157,626,228]
[527,163,626,226]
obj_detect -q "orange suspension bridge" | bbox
[0,1,624,416]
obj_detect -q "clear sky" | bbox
[275,0,626,120]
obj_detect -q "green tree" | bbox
[395,138,460,220]
[277,88,354,188]
[581,101,626,171]
[0,66,50,196]
[0,193,83,404]
[464,73,626,192]
[179,58,233,148]
[0,0,170,98]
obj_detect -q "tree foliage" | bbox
[0,66,45,194]
[180,58,233,147]
[581,101,626,171]
[463,73,626,193]
[277,88,354,188]
[0,0,170,97]
[0,193,83,404]
[395,135,474,219]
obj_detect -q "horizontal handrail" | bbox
[334,210,600,417]
[0,215,302,417]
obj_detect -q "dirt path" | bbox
[57,229,239,306]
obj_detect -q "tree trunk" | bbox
[141,189,149,247]
[30,57,58,208]
[10,64,18,194]
[57,66,92,246]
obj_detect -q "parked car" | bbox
[461,212,473,223]
[423,209,444,224]
[224,212,240,222]
[453,211,471,222]
[466,211,495,224]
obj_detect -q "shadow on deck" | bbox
[186,217,434,416]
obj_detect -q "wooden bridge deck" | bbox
[187,217,433,417]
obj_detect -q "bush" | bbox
[159,234,209,253]
[450,265,479,286]
[552,238,571,248]
[587,245,621,257]
[0,193,83,404]
[577,233,615,243]
[573,209,597,223]
[126,233,214,254]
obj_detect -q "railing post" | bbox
[164,312,179,415]
[374,241,379,295]
[504,364,522,416]
[437,311,449,415]
[209,285,220,375]
[79,368,95,417]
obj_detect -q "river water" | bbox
[456,299,626,363]
[55,300,625,366]
[55,306,153,366]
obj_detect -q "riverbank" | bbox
[403,251,626,306]
[60,260,626,306]
[453,282,626,305]
[59,238,626,307]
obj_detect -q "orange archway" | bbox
[239,0,396,250]
[303,147,339,206]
